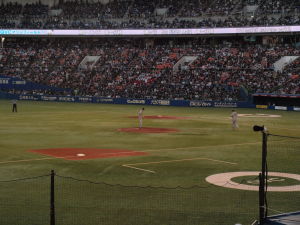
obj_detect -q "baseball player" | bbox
[12,99,17,113]
[138,108,145,128]
[231,109,238,129]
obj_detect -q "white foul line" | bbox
[122,157,237,173]
[122,165,156,173]
[0,157,61,164]
[0,155,81,164]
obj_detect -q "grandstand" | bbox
[0,37,300,103]
[0,0,300,225]
[0,0,299,29]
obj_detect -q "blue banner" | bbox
[0,75,70,91]
[9,91,299,111]
[5,91,300,111]
[3,93,255,109]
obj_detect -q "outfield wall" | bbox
[1,92,300,111]
[0,92,242,106]
[0,91,298,111]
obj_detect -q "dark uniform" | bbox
[12,99,17,112]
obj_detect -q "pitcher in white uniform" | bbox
[138,108,145,128]
[231,109,238,129]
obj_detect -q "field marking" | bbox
[0,155,80,164]
[206,172,300,192]
[122,165,156,173]
[122,157,237,173]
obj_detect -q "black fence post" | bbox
[259,130,268,224]
[259,173,265,225]
[50,170,55,225]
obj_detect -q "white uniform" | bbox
[231,111,238,129]
[138,109,144,128]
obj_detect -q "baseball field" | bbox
[0,100,299,225]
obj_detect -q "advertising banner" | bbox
[1,92,298,111]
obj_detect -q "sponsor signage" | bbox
[19,95,39,101]
[12,80,26,85]
[293,107,300,111]
[58,97,75,102]
[214,102,238,108]
[41,96,57,101]
[275,106,287,110]
[190,101,212,107]
[127,99,146,104]
[151,100,170,106]
[256,105,268,109]
[96,98,114,103]
[1,26,300,37]
[78,97,93,102]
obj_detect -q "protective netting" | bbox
[0,173,257,225]
[0,174,50,225]
[55,175,256,225]
[265,134,300,217]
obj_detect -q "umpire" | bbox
[12,99,17,113]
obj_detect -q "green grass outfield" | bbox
[0,100,299,225]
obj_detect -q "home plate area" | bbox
[29,148,147,160]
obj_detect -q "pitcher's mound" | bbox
[118,127,179,133]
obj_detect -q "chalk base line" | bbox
[122,157,237,173]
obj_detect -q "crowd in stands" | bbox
[0,38,299,101]
[258,0,298,14]
[206,0,237,16]
[22,2,49,17]
[0,0,299,29]
[0,2,22,17]
[277,57,300,94]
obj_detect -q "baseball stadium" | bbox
[0,0,300,225]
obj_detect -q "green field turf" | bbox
[0,100,299,225]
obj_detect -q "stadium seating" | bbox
[0,0,299,29]
[1,38,299,100]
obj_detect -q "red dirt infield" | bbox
[118,127,179,133]
[29,148,147,160]
[127,115,191,120]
